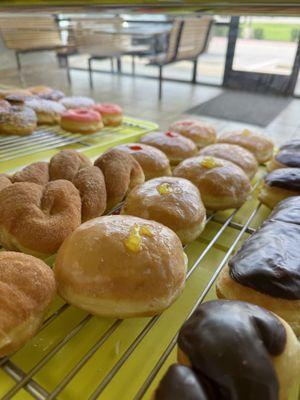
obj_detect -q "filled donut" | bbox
[54,215,187,318]
[25,98,66,125]
[173,156,251,210]
[218,129,274,163]
[92,103,123,126]
[140,131,197,165]
[169,119,216,148]
[94,148,145,210]
[60,108,103,133]
[0,251,56,357]
[113,143,171,180]
[259,168,300,208]
[216,196,300,335]
[267,140,300,171]
[199,143,258,179]
[121,177,206,244]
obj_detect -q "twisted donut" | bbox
[11,162,49,186]
[0,180,81,257]
[0,251,56,357]
[49,149,92,181]
[0,174,12,192]
[94,149,145,210]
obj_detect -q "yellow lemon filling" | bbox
[124,224,153,253]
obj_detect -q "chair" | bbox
[148,16,213,99]
[69,17,150,88]
[0,15,72,82]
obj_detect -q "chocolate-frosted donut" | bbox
[259,168,300,208]
[178,300,287,400]
[275,150,300,168]
[154,364,211,400]
[280,140,300,152]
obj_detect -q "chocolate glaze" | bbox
[265,168,300,191]
[275,150,300,168]
[230,196,300,299]
[280,140,300,152]
[155,365,211,400]
[178,300,286,400]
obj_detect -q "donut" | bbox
[0,99,10,111]
[216,196,300,335]
[59,96,95,109]
[267,140,300,171]
[0,180,81,257]
[140,131,197,165]
[49,150,106,221]
[11,161,49,186]
[60,108,103,134]
[92,103,123,126]
[259,168,300,208]
[153,364,211,400]
[199,143,258,180]
[121,177,206,244]
[176,300,300,400]
[218,129,274,164]
[28,85,64,101]
[94,149,145,210]
[0,105,37,136]
[173,156,251,210]
[54,215,187,318]
[0,174,12,192]
[113,143,171,180]
[169,119,217,148]
[0,251,56,357]
[49,149,92,182]
[0,89,33,99]
[25,98,66,125]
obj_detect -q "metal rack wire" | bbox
[0,119,152,162]
[0,181,265,400]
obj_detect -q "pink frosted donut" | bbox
[60,108,103,134]
[92,103,123,126]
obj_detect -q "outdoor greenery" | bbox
[214,23,300,42]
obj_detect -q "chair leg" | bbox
[117,57,122,74]
[15,52,22,72]
[132,55,135,75]
[65,55,71,85]
[192,59,198,84]
[88,57,94,89]
[158,65,163,100]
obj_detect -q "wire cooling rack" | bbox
[0,177,271,400]
[0,118,154,163]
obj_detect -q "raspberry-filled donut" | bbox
[60,108,103,134]
[92,103,123,126]
[169,119,217,148]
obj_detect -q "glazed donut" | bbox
[0,105,37,136]
[218,129,274,164]
[28,85,64,101]
[259,168,300,208]
[177,300,300,400]
[11,161,49,186]
[0,251,56,357]
[92,103,123,126]
[169,119,216,148]
[59,96,95,109]
[94,149,145,210]
[54,215,187,318]
[113,143,171,180]
[140,131,197,165]
[60,108,103,134]
[267,140,300,171]
[49,150,106,221]
[121,177,206,244]
[173,156,251,210]
[72,166,107,222]
[0,180,81,257]
[25,98,66,125]
[216,196,300,335]
[49,149,92,182]
[199,143,258,180]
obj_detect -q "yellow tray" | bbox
[0,161,298,399]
